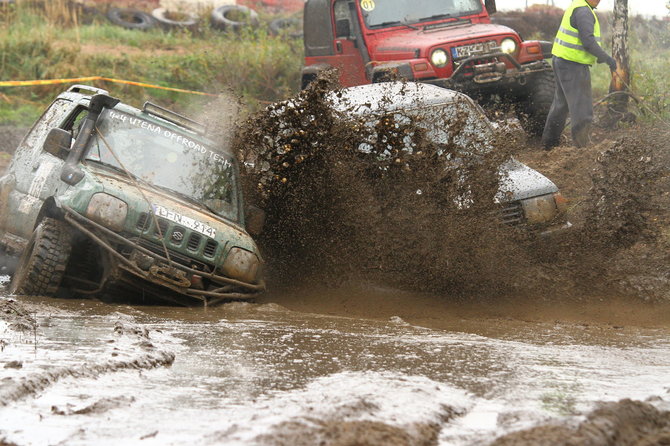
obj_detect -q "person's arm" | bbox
[571,6,614,68]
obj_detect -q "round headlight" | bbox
[500,38,517,54]
[430,49,449,68]
[85,193,128,232]
[221,247,261,284]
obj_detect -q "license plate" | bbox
[452,41,497,59]
[153,204,217,238]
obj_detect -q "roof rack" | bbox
[142,101,206,134]
[67,84,110,95]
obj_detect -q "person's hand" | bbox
[606,56,617,72]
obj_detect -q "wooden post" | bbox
[608,0,630,123]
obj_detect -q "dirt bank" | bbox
[491,399,670,446]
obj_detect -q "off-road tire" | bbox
[269,17,302,39]
[151,8,199,30]
[9,218,72,296]
[106,8,156,30]
[516,61,556,137]
[211,5,259,32]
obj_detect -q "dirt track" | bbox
[3,108,670,445]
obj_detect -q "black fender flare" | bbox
[300,64,331,89]
[34,197,64,231]
[369,62,414,83]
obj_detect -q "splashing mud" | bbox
[233,73,666,303]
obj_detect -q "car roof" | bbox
[57,88,222,151]
[327,82,473,115]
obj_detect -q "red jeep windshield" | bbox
[361,0,482,28]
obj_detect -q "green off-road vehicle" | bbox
[0,86,265,306]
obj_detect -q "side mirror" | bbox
[245,205,266,236]
[485,0,497,15]
[335,19,350,38]
[43,128,72,158]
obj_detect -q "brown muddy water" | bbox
[2,282,670,446]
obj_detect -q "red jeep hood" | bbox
[369,23,516,55]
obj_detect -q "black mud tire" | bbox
[106,7,156,30]
[9,218,72,297]
[211,5,259,32]
[516,61,556,137]
[269,17,303,39]
[151,8,199,30]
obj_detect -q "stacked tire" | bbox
[210,5,259,32]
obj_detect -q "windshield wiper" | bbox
[373,20,419,30]
[418,13,458,22]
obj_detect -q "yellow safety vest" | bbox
[552,0,601,65]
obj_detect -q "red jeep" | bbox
[301,0,555,136]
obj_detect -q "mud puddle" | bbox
[2,292,670,445]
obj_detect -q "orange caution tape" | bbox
[0,76,217,97]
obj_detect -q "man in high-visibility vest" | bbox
[541,0,617,150]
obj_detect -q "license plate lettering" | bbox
[153,205,217,238]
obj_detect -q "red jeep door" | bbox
[331,0,368,86]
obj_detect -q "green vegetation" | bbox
[0,1,303,125]
[589,18,670,122]
[1,2,669,126]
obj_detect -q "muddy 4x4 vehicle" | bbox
[263,82,570,235]
[0,85,265,306]
[301,0,554,135]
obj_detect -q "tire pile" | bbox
[103,4,302,36]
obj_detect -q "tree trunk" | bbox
[608,0,630,125]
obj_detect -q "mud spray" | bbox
[226,72,665,303]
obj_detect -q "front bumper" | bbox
[423,53,550,90]
[62,205,265,306]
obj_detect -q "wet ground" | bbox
[3,93,670,445]
[2,284,670,446]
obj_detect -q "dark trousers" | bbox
[541,56,593,149]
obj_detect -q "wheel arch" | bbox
[34,197,65,231]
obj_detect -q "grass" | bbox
[1,1,669,127]
[0,1,303,126]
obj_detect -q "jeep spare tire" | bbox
[107,7,156,30]
[152,8,199,30]
[211,5,259,32]
[10,218,72,297]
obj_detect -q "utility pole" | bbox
[608,0,630,124]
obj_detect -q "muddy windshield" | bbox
[84,109,240,222]
[361,0,482,28]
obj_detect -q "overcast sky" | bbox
[496,0,669,18]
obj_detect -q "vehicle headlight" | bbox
[221,247,261,284]
[430,49,449,68]
[521,193,561,224]
[86,193,128,232]
[500,38,517,54]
